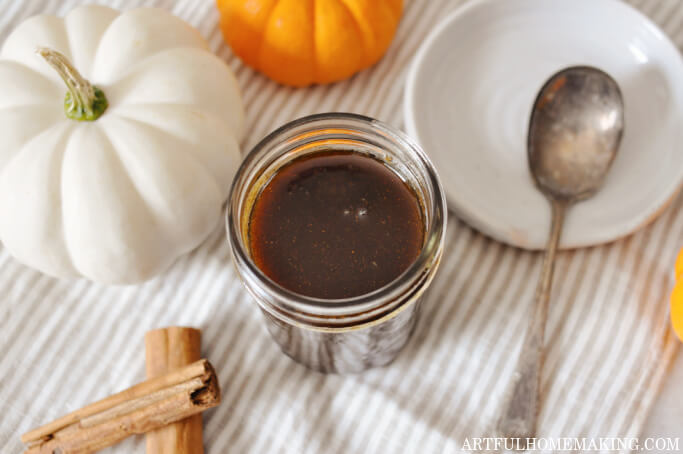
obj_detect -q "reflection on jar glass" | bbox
[227,113,447,373]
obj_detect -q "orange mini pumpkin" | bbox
[216,0,403,86]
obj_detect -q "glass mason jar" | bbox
[227,113,447,373]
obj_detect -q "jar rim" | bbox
[226,112,447,321]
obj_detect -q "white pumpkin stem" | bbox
[36,47,108,121]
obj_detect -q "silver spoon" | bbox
[497,66,624,442]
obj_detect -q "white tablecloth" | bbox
[0,0,681,453]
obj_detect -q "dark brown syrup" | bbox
[248,151,424,299]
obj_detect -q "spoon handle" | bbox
[497,200,566,441]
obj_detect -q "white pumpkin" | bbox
[0,5,244,284]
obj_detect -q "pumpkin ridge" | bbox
[103,46,219,81]
[260,0,316,86]
[88,11,121,80]
[63,14,79,75]
[0,59,64,103]
[0,121,72,184]
[109,101,230,116]
[251,0,281,73]
[385,0,403,23]
[90,9,208,84]
[0,14,72,82]
[61,5,119,77]
[58,124,89,275]
[104,47,245,139]
[70,123,178,282]
[0,104,64,171]
[110,105,238,187]
[94,46,210,86]
[335,0,369,66]
[103,50,245,145]
[106,99,238,136]
[0,122,79,275]
[101,115,224,215]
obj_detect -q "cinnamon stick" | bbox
[21,359,220,454]
[145,327,203,454]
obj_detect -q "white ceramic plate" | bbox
[405,0,683,249]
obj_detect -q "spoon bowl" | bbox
[528,66,624,202]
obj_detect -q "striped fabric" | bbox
[0,0,681,453]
